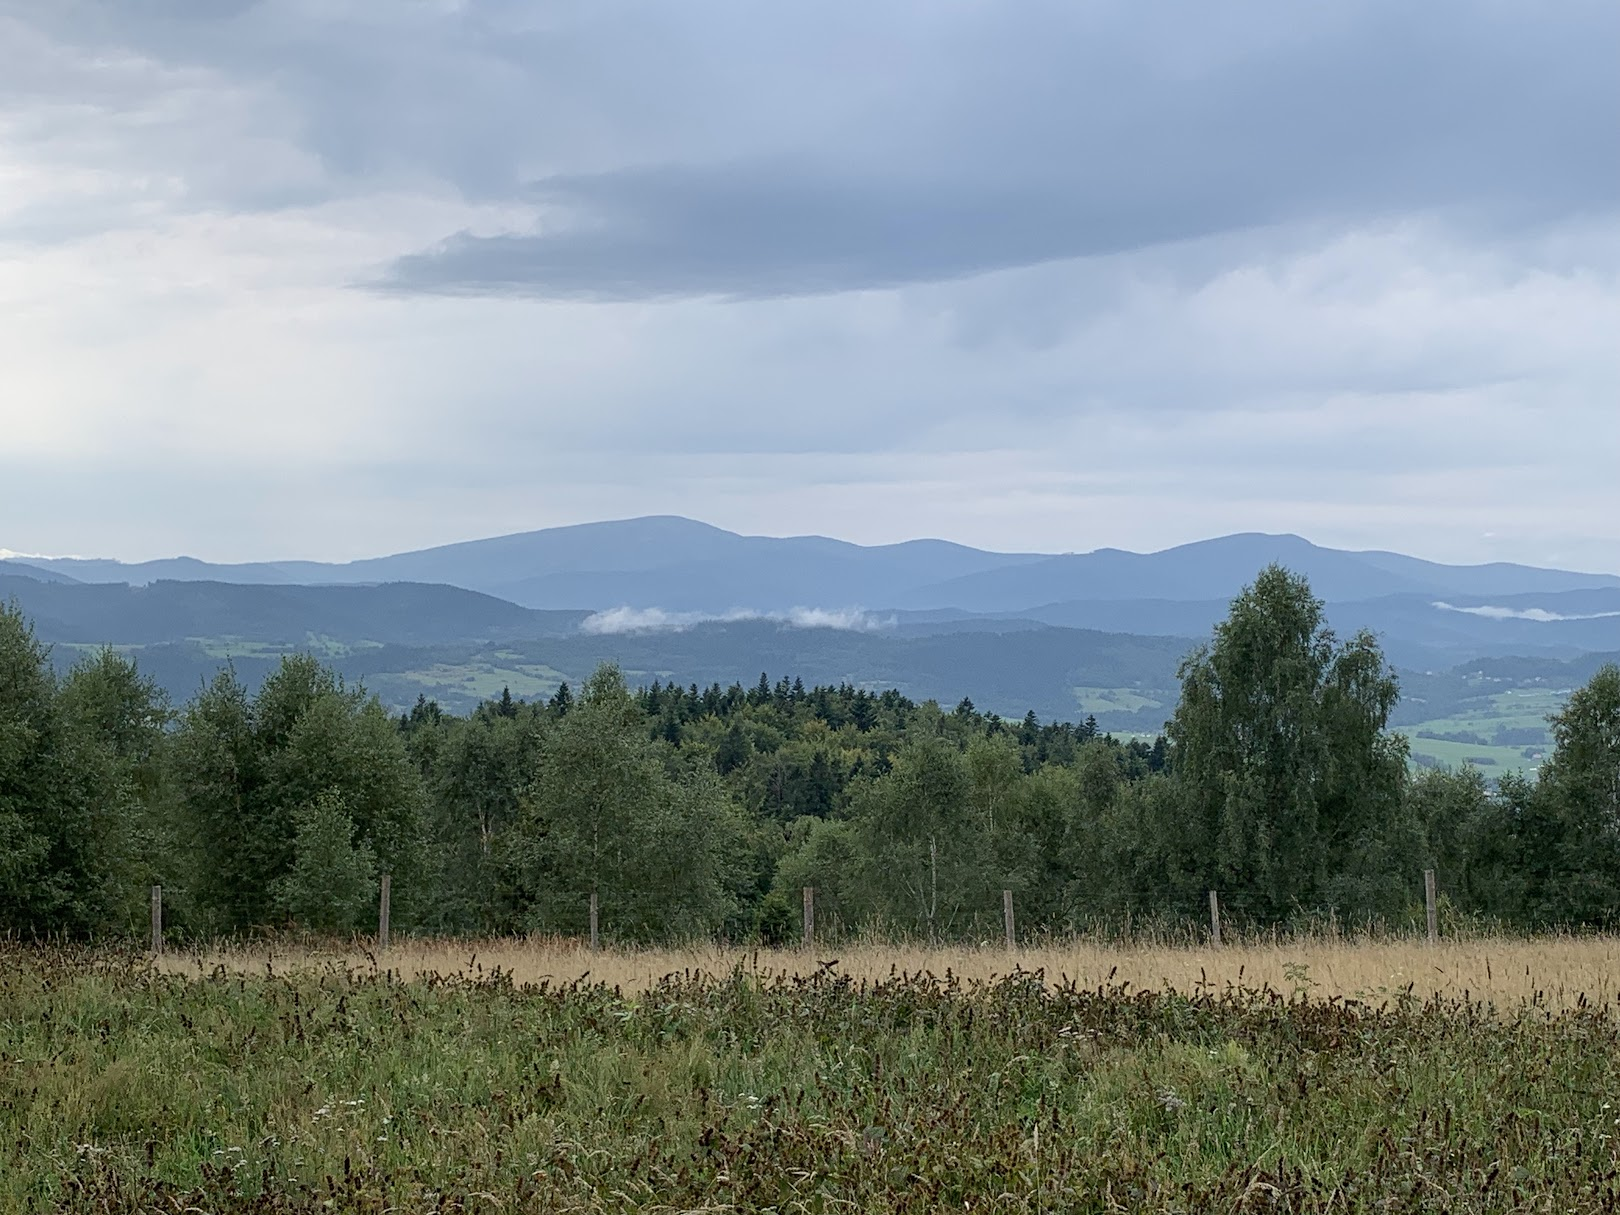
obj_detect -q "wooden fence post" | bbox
[589,891,600,952]
[1424,868,1438,944]
[150,885,163,955]
[802,886,814,950]
[1208,889,1222,948]
[1003,889,1016,950]
[377,874,391,951]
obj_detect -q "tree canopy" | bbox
[1167,565,1414,919]
[5,581,1620,941]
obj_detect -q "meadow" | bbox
[10,935,1620,1212]
[170,931,1620,1008]
[1400,686,1564,775]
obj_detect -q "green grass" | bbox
[1071,685,1166,714]
[186,634,372,660]
[185,636,285,658]
[390,661,564,700]
[1404,736,1542,772]
[8,944,1620,1212]
[1408,688,1566,734]
[1402,688,1564,775]
[364,660,571,715]
[54,641,147,654]
[1064,679,1562,775]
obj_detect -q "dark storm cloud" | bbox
[379,163,1270,301]
[371,1,1620,300]
[9,2,1615,298]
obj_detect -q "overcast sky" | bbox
[2,0,1617,569]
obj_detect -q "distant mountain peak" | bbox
[8,519,1617,620]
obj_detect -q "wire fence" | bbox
[144,870,1448,954]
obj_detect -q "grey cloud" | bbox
[3,0,1619,577]
[373,2,1620,300]
[9,2,1615,297]
[2,0,767,205]
[377,163,1267,301]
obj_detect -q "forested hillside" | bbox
[0,574,587,647]
[8,520,1620,753]
[2,568,1190,728]
[6,564,1620,943]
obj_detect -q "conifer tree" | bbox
[548,681,573,716]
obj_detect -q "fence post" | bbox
[1424,868,1438,944]
[377,873,391,951]
[150,885,163,955]
[802,886,814,950]
[589,891,600,952]
[1208,889,1222,948]
[1003,889,1016,950]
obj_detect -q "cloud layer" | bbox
[0,1,1616,570]
[378,3,1619,301]
[580,606,893,636]
[1435,603,1620,624]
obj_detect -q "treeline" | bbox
[3,565,1619,942]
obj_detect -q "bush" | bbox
[271,790,378,935]
[754,890,795,946]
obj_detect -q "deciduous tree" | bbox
[1166,565,1412,921]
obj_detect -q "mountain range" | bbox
[10,515,1619,612]
[4,517,1618,734]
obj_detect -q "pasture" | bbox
[9,935,1620,1211]
[1401,685,1566,776]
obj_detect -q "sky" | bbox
[2,0,1617,570]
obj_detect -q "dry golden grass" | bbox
[159,931,1620,1009]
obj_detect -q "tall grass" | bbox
[9,937,1620,1210]
[169,925,1620,1008]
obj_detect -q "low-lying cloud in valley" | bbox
[580,606,894,636]
[1433,602,1620,624]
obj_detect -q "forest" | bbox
[4,564,1619,943]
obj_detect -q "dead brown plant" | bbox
[160,930,1620,1008]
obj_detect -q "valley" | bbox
[7,517,1618,774]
